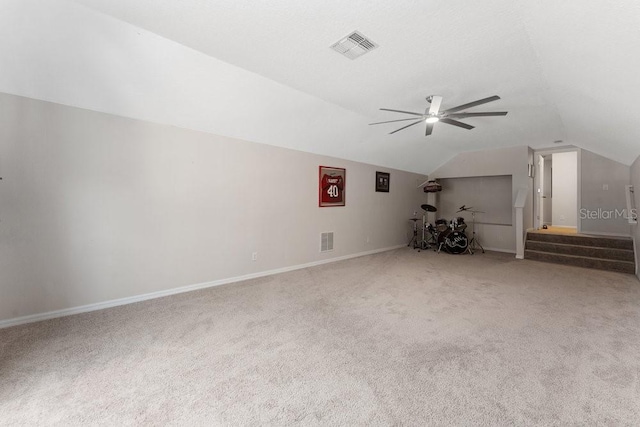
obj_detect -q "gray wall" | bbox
[0,93,427,322]
[552,151,578,227]
[438,175,513,225]
[429,145,533,253]
[631,155,640,279]
[581,149,631,236]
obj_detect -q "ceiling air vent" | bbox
[330,31,378,60]
[320,232,334,252]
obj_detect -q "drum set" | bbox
[408,204,485,255]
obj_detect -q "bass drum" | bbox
[438,230,469,254]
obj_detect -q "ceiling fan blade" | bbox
[440,118,475,130]
[389,119,424,134]
[425,122,434,136]
[369,117,426,125]
[446,112,508,118]
[428,96,443,115]
[380,108,424,116]
[442,95,501,114]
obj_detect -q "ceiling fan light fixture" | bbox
[372,95,505,136]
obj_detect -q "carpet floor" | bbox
[1,249,640,425]
[530,226,578,235]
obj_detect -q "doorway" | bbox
[535,150,578,232]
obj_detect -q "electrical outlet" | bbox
[366,236,370,243]
[251,252,258,261]
[603,184,609,191]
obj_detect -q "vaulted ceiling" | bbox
[2,0,639,173]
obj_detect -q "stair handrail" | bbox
[625,185,637,224]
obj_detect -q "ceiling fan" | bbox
[370,95,507,136]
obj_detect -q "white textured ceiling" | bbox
[7,0,640,172]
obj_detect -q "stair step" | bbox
[525,250,636,274]
[525,240,635,262]
[526,232,633,250]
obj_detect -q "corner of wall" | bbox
[630,154,640,280]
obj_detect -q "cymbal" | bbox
[421,204,437,212]
[409,218,420,221]
[457,206,485,214]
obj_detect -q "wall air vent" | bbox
[330,31,378,60]
[320,232,334,252]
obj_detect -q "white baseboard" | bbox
[0,245,405,330]
[482,246,516,254]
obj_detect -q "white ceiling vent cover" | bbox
[320,232,334,252]
[330,31,378,60]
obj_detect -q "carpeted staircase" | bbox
[525,231,636,274]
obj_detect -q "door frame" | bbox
[532,147,581,232]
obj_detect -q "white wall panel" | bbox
[0,93,426,322]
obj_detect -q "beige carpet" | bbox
[1,249,640,425]
[531,226,578,235]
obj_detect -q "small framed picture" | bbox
[376,171,390,193]
[319,166,346,207]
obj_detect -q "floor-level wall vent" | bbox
[321,232,334,252]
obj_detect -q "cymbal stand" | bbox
[467,210,485,254]
[408,215,419,249]
[418,212,430,250]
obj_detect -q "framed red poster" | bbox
[319,166,346,207]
